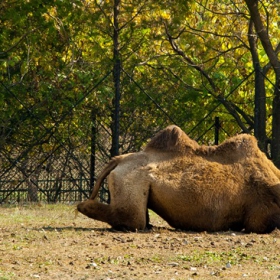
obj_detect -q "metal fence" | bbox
[0,73,113,204]
[0,67,257,204]
[0,177,110,204]
[0,177,89,203]
[0,116,239,205]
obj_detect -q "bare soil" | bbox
[1,204,280,280]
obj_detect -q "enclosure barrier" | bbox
[0,177,109,204]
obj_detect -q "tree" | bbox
[245,0,280,166]
[0,0,104,200]
[155,1,280,165]
[156,2,255,140]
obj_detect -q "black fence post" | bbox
[89,109,96,197]
[214,117,220,145]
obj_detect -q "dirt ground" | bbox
[1,204,280,280]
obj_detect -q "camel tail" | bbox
[89,156,122,200]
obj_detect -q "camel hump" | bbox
[145,125,199,153]
[215,134,257,156]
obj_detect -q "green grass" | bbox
[0,271,15,280]
[0,203,77,225]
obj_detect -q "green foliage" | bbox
[0,0,279,161]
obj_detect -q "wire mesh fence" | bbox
[0,117,241,205]
[0,177,89,203]
[0,69,257,204]
[0,73,113,204]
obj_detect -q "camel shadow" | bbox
[36,225,176,234]
[37,225,245,235]
[38,225,112,232]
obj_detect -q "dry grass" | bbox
[1,204,280,279]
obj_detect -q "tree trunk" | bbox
[110,0,121,157]
[27,177,38,202]
[253,63,266,151]
[248,18,266,151]
[245,0,280,167]
[272,73,280,167]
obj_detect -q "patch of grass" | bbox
[0,270,15,280]
[177,249,257,267]
[0,203,77,226]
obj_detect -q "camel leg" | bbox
[77,199,113,225]
[77,199,148,231]
[77,169,150,231]
[244,202,280,233]
[244,169,280,233]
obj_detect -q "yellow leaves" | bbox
[48,6,57,17]
[61,55,67,63]
[160,10,171,20]
[212,15,218,24]
[42,13,50,22]
[221,42,232,51]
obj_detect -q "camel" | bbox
[77,125,280,233]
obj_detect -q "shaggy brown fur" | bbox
[77,125,280,233]
[145,125,200,153]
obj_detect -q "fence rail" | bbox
[0,177,110,204]
[0,177,89,203]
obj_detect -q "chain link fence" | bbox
[0,73,112,204]
[0,70,259,204]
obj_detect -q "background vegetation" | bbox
[0,0,280,201]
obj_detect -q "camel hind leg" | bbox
[245,169,280,233]
[77,199,147,231]
[77,200,114,226]
[77,169,150,231]
[244,202,280,233]
[107,169,150,231]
